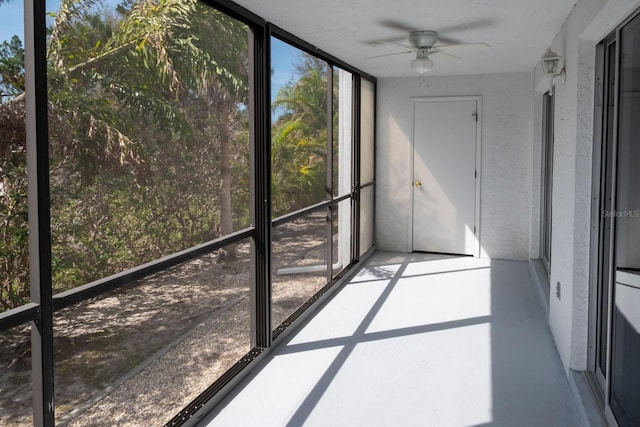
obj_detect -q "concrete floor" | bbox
[201,252,581,427]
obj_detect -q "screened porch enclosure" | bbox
[4,0,627,425]
[0,0,374,425]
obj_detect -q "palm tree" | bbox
[48,0,250,277]
[0,0,252,305]
[47,0,246,176]
[272,54,328,216]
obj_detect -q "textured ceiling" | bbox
[233,0,578,78]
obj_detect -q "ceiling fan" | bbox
[367,30,490,74]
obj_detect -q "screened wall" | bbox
[359,78,376,256]
[0,0,376,425]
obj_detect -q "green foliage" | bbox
[47,0,252,289]
[0,0,334,310]
[0,154,29,310]
[0,34,28,308]
[272,54,329,216]
[1,0,253,308]
[0,35,25,101]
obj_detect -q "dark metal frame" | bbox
[1,0,376,425]
[268,25,376,82]
[351,75,377,260]
[326,66,335,285]
[271,196,350,227]
[53,229,254,310]
[540,91,554,277]
[28,0,55,424]
[248,16,272,351]
[352,76,362,262]
[266,29,363,336]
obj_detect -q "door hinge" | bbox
[475,170,477,178]
[472,112,478,122]
[474,226,477,234]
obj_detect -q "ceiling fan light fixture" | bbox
[411,57,433,74]
[411,48,433,74]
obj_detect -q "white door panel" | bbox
[412,99,478,255]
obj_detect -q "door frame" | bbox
[589,34,619,404]
[408,96,482,257]
[540,91,554,276]
[588,9,640,426]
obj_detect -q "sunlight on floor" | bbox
[366,261,492,332]
[205,254,579,427]
[359,256,494,426]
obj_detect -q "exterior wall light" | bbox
[541,49,566,93]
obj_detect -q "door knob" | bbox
[415,180,422,188]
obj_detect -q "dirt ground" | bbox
[0,214,335,426]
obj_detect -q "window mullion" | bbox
[25,0,55,424]
[327,66,334,283]
[251,25,272,349]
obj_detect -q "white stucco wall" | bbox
[537,0,640,371]
[375,0,640,375]
[376,73,533,260]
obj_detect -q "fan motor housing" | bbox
[409,30,438,48]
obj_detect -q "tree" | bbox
[0,0,252,308]
[0,92,27,311]
[0,31,27,309]
[46,0,250,284]
[272,54,328,216]
[187,8,249,261]
[0,35,25,102]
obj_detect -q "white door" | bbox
[412,98,479,255]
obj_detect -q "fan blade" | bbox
[436,43,491,51]
[365,50,414,59]
[376,18,497,44]
[374,40,413,49]
[431,50,462,60]
[378,19,418,33]
[434,35,462,45]
[435,19,498,36]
